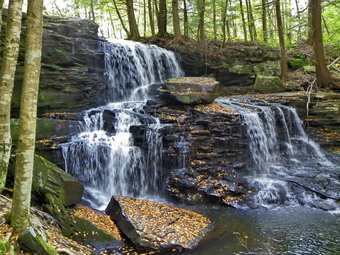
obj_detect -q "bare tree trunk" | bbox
[197,0,206,42]
[90,0,95,22]
[262,0,268,42]
[113,0,130,38]
[245,0,254,41]
[10,0,43,233]
[306,0,313,44]
[0,0,24,193]
[275,0,288,80]
[126,0,140,39]
[144,0,147,37]
[0,0,5,34]
[248,0,257,40]
[311,0,332,87]
[213,0,217,41]
[158,0,167,36]
[172,0,183,43]
[183,0,189,37]
[108,10,117,38]
[148,0,155,36]
[222,0,228,47]
[294,0,301,41]
[239,0,247,41]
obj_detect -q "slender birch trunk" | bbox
[275,0,288,80]
[10,0,43,233]
[0,0,24,193]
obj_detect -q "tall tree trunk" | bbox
[108,10,117,38]
[90,0,95,22]
[0,0,5,34]
[197,0,206,42]
[311,0,332,87]
[222,0,228,47]
[126,0,140,39]
[213,0,217,41]
[245,0,253,41]
[113,0,130,37]
[144,0,147,37]
[172,0,183,42]
[239,0,247,41]
[306,0,313,44]
[0,0,24,193]
[275,0,288,80]
[262,0,268,42]
[248,0,257,40]
[148,0,155,36]
[183,0,189,37]
[158,0,167,36]
[294,0,301,41]
[10,0,43,233]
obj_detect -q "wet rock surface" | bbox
[105,196,212,251]
[160,77,220,104]
[1,14,107,117]
[143,101,253,207]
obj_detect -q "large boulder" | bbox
[254,75,285,93]
[161,77,220,105]
[32,155,84,207]
[105,196,212,251]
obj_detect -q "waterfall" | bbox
[217,98,340,210]
[61,40,183,210]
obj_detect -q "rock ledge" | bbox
[105,196,212,251]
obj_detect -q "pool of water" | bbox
[176,206,340,255]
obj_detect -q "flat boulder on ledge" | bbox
[161,77,220,105]
[105,196,212,251]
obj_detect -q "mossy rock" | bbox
[18,227,58,255]
[303,65,316,74]
[162,77,220,105]
[32,155,84,207]
[229,63,253,75]
[0,238,15,255]
[288,58,311,70]
[253,61,281,76]
[254,75,285,93]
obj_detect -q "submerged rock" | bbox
[105,196,212,251]
[161,77,220,105]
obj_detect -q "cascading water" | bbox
[61,40,183,210]
[217,98,340,210]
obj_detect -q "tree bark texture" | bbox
[197,0,206,42]
[239,0,247,41]
[126,0,140,39]
[311,0,332,87]
[275,0,288,80]
[148,0,155,36]
[262,0,268,42]
[183,0,189,37]
[10,0,43,233]
[172,0,182,39]
[158,0,167,36]
[113,0,130,38]
[0,0,24,193]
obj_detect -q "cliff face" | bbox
[4,14,107,117]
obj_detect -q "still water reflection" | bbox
[177,206,340,255]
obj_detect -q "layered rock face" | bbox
[6,15,106,117]
[143,101,253,206]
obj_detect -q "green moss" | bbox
[289,58,311,70]
[254,75,285,93]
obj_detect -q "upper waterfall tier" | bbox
[102,40,184,102]
[61,40,183,210]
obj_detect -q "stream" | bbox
[59,40,340,254]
